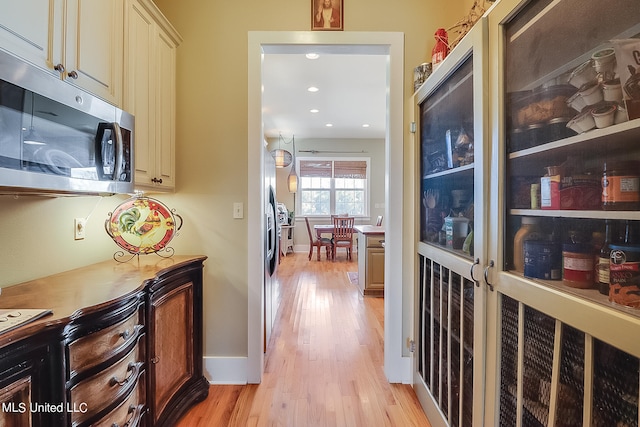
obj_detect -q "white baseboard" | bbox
[203,356,248,384]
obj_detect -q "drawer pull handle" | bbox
[111,404,144,427]
[109,361,142,387]
[120,325,143,341]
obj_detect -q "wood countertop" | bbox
[353,225,385,235]
[0,255,206,347]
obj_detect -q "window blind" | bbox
[299,160,367,179]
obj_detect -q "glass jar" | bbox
[602,161,640,210]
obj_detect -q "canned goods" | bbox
[609,244,640,307]
[524,240,561,280]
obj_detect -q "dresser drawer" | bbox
[92,372,146,427]
[70,340,144,425]
[68,307,143,375]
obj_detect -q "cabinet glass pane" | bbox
[502,0,640,309]
[419,56,474,259]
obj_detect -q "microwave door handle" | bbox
[95,122,108,180]
[112,122,124,181]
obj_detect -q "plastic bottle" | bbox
[513,217,542,272]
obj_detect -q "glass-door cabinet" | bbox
[413,20,488,427]
[487,0,640,425]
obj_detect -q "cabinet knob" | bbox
[151,177,163,184]
[54,63,65,74]
[151,356,160,364]
[119,329,131,340]
[67,70,79,79]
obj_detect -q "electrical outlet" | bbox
[74,218,86,240]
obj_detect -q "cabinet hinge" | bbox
[409,122,417,133]
[408,339,416,353]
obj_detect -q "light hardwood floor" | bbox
[176,252,432,427]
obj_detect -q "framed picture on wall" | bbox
[311,0,343,31]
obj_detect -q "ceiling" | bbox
[261,45,388,141]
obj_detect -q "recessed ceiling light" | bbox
[305,53,319,59]
[310,109,319,113]
[307,86,319,93]
[325,123,333,127]
[362,124,370,128]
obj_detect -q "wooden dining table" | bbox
[313,224,335,240]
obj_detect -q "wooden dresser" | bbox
[0,256,208,427]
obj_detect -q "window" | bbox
[298,158,369,217]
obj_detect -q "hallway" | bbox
[177,252,431,426]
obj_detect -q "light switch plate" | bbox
[233,202,244,219]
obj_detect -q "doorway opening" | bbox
[247,31,407,384]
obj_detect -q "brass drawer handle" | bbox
[109,361,142,387]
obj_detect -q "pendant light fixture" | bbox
[23,93,46,145]
[287,135,298,193]
[271,133,292,168]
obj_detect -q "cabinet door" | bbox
[153,29,177,190]
[366,248,385,291]
[146,259,208,427]
[148,281,194,425]
[126,0,179,191]
[0,0,122,104]
[486,0,640,425]
[0,0,61,71]
[63,0,123,105]
[0,336,64,427]
[125,0,157,188]
[413,20,488,427]
[0,377,32,427]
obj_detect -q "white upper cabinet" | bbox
[0,0,123,105]
[64,0,123,105]
[0,0,59,70]
[124,0,181,192]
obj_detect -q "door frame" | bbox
[247,31,407,383]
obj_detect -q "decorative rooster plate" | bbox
[105,196,182,255]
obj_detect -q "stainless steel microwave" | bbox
[0,50,134,195]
